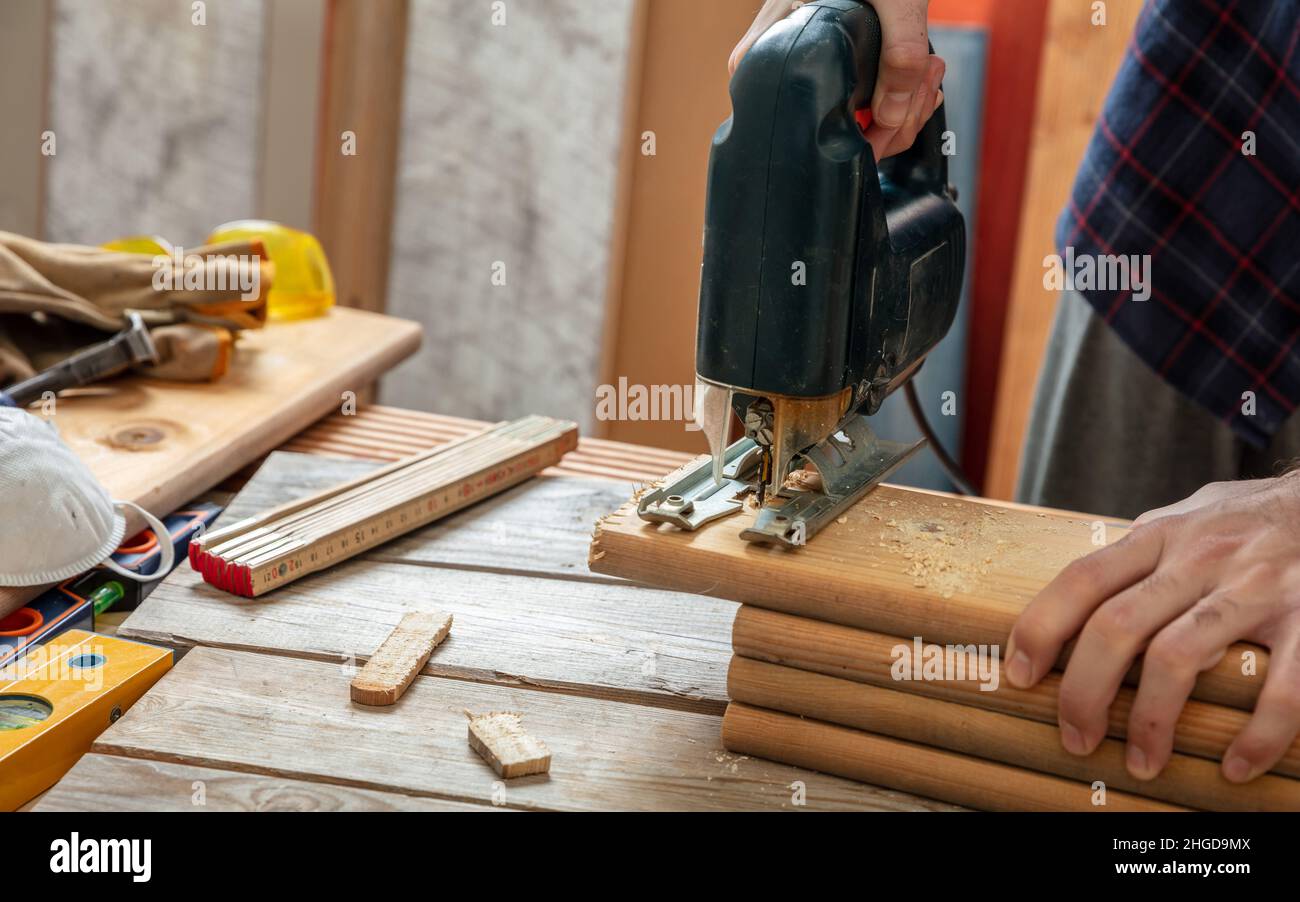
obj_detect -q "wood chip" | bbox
[350,611,453,706]
[467,711,551,778]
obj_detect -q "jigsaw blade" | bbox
[693,377,733,486]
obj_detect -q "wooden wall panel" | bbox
[313,0,407,316]
[259,0,326,231]
[380,0,638,433]
[599,0,758,451]
[985,0,1143,499]
[0,0,51,237]
[43,0,266,245]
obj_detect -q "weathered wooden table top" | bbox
[34,412,958,812]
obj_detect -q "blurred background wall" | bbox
[383,0,637,432]
[45,0,266,246]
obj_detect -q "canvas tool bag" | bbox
[0,231,272,385]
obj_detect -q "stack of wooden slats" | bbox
[590,470,1300,811]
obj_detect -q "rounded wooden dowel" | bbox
[728,656,1300,811]
[722,702,1184,812]
[731,605,1296,779]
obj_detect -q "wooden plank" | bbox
[222,453,379,521]
[122,452,734,712]
[1,307,422,619]
[733,605,1300,780]
[371,474,640,581]
[589,482,1267,711]
[723,703,1182,813]
[728,657,1300,811]
[314,0,408,314]
[351,611,453,706]
[121,557,734,714]
[64,311,417,513]
[35,754,493,812]
[985,0,1143,498]
[90,646,955,811]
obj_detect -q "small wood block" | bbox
[467,712,551,779]
[350,611,453,706]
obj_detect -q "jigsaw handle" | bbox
[696,0,963,408]
[841,1,949,193]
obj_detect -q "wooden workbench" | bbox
[32,410,959,812]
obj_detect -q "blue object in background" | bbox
[0,502,221,667]
[870,25,988,491]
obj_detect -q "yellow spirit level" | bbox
[0,630,172,810]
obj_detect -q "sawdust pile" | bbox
[865,499,1015,599]
[844,494,1104,600]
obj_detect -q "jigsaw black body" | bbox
[640,0,965,547]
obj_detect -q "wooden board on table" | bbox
[124,541,735,714]
[279,404,695,484]
[985,0,1143,499]
[592,477,1107,643]
[121,453,737,713]
[34,754,495,812]
[590,478,1271,712]
[1,308,421,619]
[58,646,956,812]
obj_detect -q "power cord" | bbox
[904,380,980,496]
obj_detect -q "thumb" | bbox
[870,0,933,130]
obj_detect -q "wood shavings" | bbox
[783,468,823,492]
[868,500,1017,598]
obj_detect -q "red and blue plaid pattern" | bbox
[1058,0,1300,448]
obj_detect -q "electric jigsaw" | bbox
[639,0,965,547]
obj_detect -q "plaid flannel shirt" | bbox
[1057,0,1300,448]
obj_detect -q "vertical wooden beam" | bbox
[594,0,650,438]
[313,0,410,314]
[259,0,327,230]
[984,0,1142,499]
[0,0,51,237]
[600,0,760,451]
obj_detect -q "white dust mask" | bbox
[0,408,173,587]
